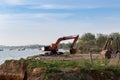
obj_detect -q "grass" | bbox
[27,59,120,71]
[25,58,120,79]
[27,59,89,69]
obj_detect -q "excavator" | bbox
[41,35,79,55]
[100,36,120,59]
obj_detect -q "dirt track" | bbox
[27,53,101,60]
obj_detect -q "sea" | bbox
[0,48,68,65]
[0,49,44,64]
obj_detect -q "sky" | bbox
[0,0,120,46]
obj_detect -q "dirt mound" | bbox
[0,59,28,80]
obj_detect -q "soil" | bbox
[27,53,100,61]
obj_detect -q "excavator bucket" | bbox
[70,48,77,54]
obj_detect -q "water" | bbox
[0,49,44,64]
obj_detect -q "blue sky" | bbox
[0,0,120,46]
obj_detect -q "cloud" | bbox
[0,12,120,45]
[0,0,23,5]
[0,13,73,25]
[29,4,75,9]
[29,4,102,10]
[0,13,120,25]
[1,0,120,10]
[5,0,21,5]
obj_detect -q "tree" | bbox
[80,33,96,46]
[77,33,96,53]
[81,33,95,41]
[110,32,120,37]
[109,32,120,50]
[96,34,107,48]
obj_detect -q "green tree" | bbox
[109,32,120,50]
[96,34,107,48]
[80,33,96,46]
[81,33,95,41]
[110,32,120,37]
[78,33,96,53]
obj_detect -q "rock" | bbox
[32,68,43,75]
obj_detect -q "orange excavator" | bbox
[100,36,120,59]
[41,35,79,55]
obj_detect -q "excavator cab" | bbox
[50,43,57,50]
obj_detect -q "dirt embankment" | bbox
[0,60,28,80]
[0,54,120,80]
